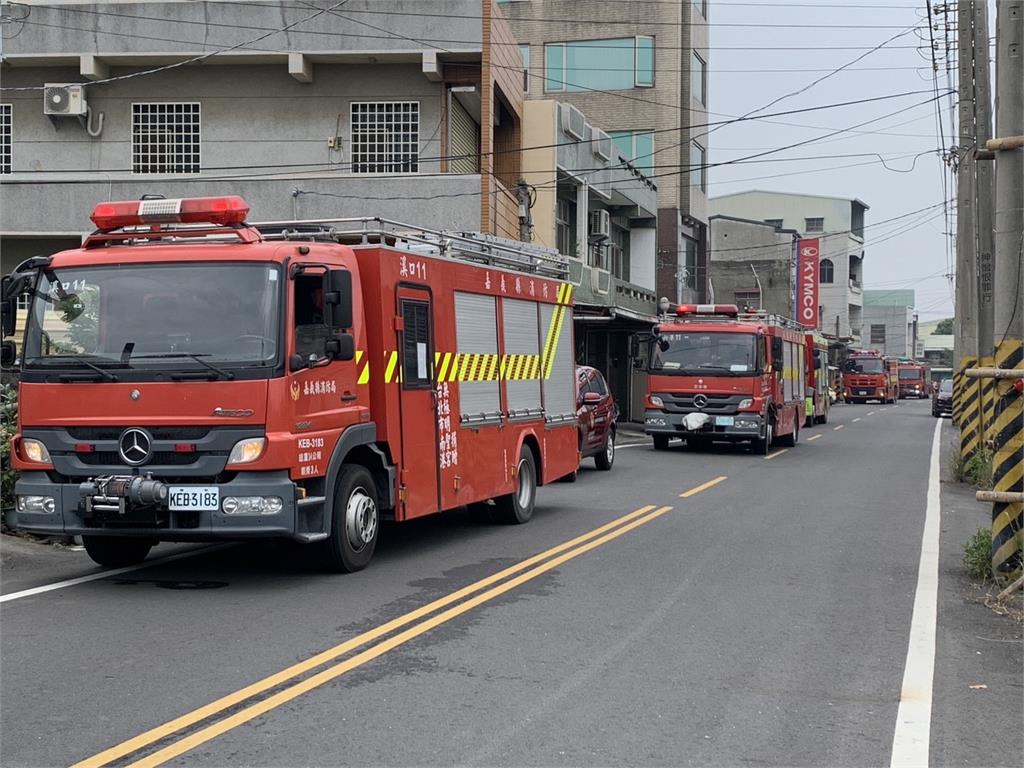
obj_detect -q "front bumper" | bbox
[8,471,328,543]
[644,410,764,441]
[934,398,953,414]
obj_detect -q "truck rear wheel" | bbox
[652,435,670,451]
[493,445,537,524]
[779,421,799,447]
[82,536,153,568]
[320,464,379,573]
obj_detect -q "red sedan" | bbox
[576,365,619,471]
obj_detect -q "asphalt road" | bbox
[1,399,1020,767]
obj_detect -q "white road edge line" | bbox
[853,417,862,422]
[806,434,822,441]
[868,411,876,416]
[833,425,844,431]
[0,545,227,605]
[889,418,942,767]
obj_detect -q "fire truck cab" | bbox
[842,349,899,404]
[0,197,580,571]
[897,361,930,399]
[638,303,805,455]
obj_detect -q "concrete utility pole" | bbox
[972,1,995,360]
[987,0,1023,576]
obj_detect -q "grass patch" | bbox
[964,447,993,488]
[963,526,994,582]
[948,440,966,482]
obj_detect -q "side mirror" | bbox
[629,335,640,359]
[0,299,14,338]
[813,351,822,370]
[326,333,355,362]
[324,270,353,329]
[582,391,603,406]
[1,340,16,368]
[771,337,783,363]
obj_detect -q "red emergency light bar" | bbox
[90,196,251,232]
[676,303,739,317]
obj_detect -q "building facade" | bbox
[522,100,658,421]
[500,0,710,304]
[710,190,869,344]
[863,289,918,358]
[708,215,799,315]
[0,1,526,275]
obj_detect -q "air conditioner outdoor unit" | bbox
[43,84,87,117]
[593,129,612,161]
[560,103,586,141]
[590,265,611,296]
[588,209,610,242]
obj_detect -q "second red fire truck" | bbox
[842,349,899,404]
[1,196,580,571]
[897,361,930,399]
[639,304,805,455]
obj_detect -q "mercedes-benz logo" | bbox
[693,394,708,409]
[118,428,152,466]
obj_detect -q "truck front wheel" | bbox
[494,445,537,524]
[652,435,670,451]
[82,536,153,568]
[320,464,379,573]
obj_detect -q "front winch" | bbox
[80,475,169,515]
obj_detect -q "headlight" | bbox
[17,495,55,514]
[648,395,664,408]
[222,496,283,515]
[21,439,51,464]
[737,398,753,409]
[226,437,266,466]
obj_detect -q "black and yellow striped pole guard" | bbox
[990,339,1023,576]
[958,357,983,462]
[952,356,973,428]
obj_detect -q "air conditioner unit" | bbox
[43,84,87,117]
[588,209,610,242]
[560,103,586,141]
[593,129,612,161]
[590,265,611,296]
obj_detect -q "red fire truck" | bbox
[804,333,830,426]
[639,304,805,455]
[842,349,899,404]
[897,361,930,399]
[0,197,580,571]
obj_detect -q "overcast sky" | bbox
[706,0,991,320]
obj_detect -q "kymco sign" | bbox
[797,238,820,328]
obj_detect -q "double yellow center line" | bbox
[75,477,728,768]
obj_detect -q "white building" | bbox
[709,191,869,344]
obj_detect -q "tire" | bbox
[319,464,379,573]
[82,535,153,568]
[780,420,798,447]
[755,422,773,455]
[932,408,940,418]
[816,410,828,425]
[493,445,537,525]
[652,435,670,451]
[594,430,615,471]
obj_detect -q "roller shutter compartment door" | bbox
[502,298,542,418]
[455,292,500,422]
[540,301,575,422]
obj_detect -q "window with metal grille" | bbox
[132,103,200,174]
[401,300,432,387]
[351,102,419,174]
[735,290,760,309]
[870,324,886,344]
[805,217,824,232]
[0,104,11,174]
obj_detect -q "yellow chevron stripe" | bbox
[992,536,1023,573]
[448,354,461,382]
[384,351,398,384]
[528,354,540,379]
[438,352,452,382]
[499,354,508,381]
[544,304,568,379]
[563,284,574,305]
[515,354,527,380]
[358,361,370,385]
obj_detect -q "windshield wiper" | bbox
[133,353,235,381]
[56,358,120,382]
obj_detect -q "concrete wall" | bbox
[709,216,797,317]
[629,227,656,291]
[864,304,914,358]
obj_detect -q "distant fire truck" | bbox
[1,197,580,571]
[897,361,930,399]
[842,349,899,404]
[638,303,805,455]
[805,333,830,426]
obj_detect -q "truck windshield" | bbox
[899,369,921,380]
[23,263,281,371]
[650,331,757,375]
[845,358,884,374]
